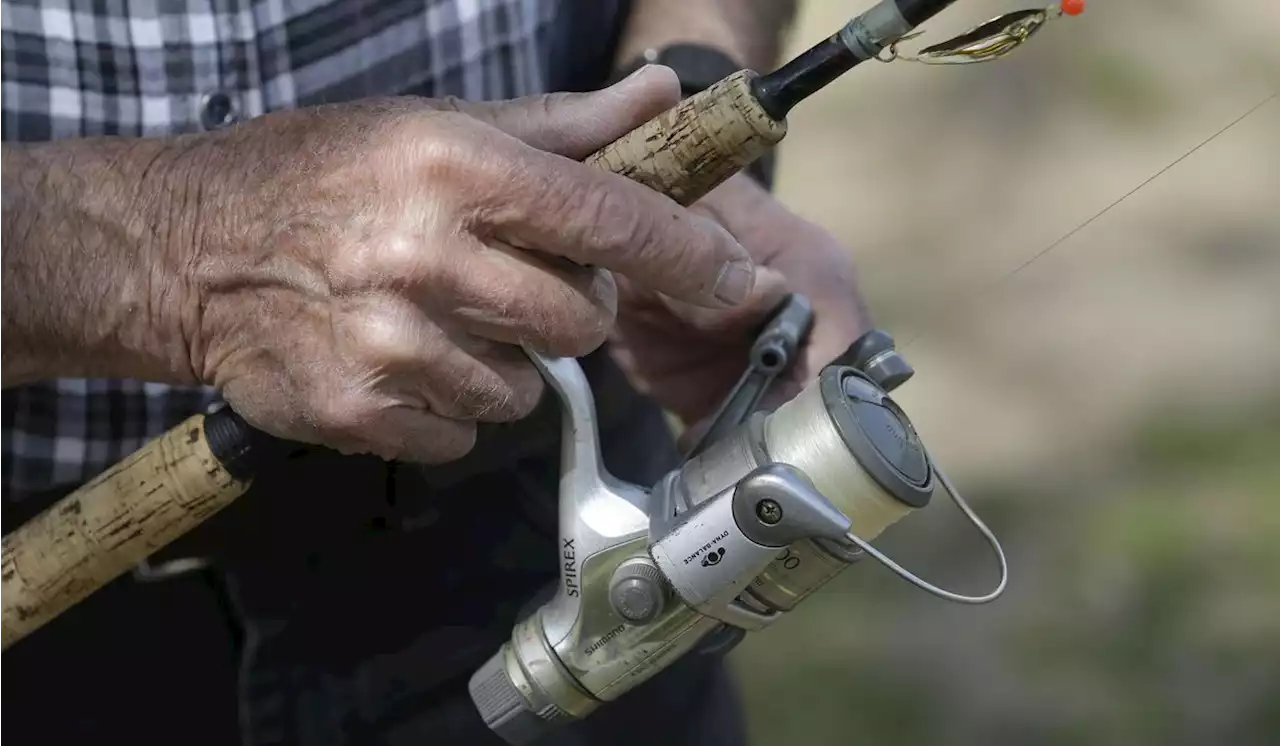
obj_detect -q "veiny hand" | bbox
[609,172,871,435]
[158,66,755,462]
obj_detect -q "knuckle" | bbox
[667,215,743,302]
[326,232,443,299]
[676,217,730,286]
[485,368,543,421]
[420,136,483,186]
[386,114,499,202]
[347,299,443,369]
[537,91,576,120]
[440,345,545,422]
[453,368,522,421]
[431,95,467,115]
[422,121,514,184]
[371,231,435,286]
[562,308,612,356]
[525,285,611,358]
[308,389,371,441]
[572,185,655,260]
[352,309,413,363]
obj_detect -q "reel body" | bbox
[466,320,1000,745]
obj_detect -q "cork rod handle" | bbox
[587,70,787,205]
[0,69,789,651]
[1,414,251,649]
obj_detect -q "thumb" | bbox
[446,65,683,158]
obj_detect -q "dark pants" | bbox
[3,348,748,746]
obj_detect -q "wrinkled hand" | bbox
[164,66,755,462]
[610,172,871,435]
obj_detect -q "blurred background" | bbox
[729,1,1280,744]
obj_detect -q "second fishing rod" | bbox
[587,0,966,203]
[1,0,974,650]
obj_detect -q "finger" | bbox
[797,288,874,378]
[427,237,618,358]
[760,286,873,412]
[432,65,682,158]
[340,295,542,423]
[443,335,546,424]
[220,360,477,463]
[344,405,479,464]
[649,266,791,336]
[610,268,791,387]
[482,151,756,309]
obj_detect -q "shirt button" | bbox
[199,91,240,131]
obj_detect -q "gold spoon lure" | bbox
[879,0,1086,66]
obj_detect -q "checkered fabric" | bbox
[1,0,568,503]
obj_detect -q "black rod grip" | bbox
[203,406,298,481]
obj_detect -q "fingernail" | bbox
[624,63,651,80]
[616,64,653,87]
[713,259,755,305]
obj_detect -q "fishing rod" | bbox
[1,0,1084,653]
[587,0,1084,205]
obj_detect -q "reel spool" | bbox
[675,335,1006,619]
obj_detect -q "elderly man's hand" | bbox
[190,67,764,463]
[610,172,872,436]
[2,65,759,463]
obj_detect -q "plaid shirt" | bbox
[0,0,588,504]
[1,6,750,743]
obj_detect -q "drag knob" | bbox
[833,329,914,392]
[608,559,669,625]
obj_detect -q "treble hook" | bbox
[878,0,1085,66]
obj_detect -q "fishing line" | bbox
[897,89,1278,351]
